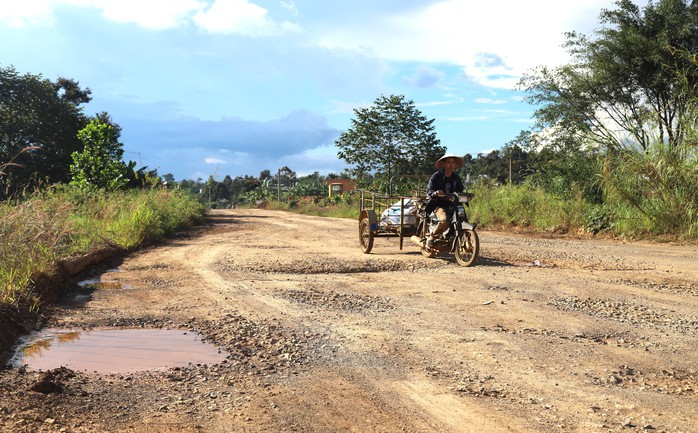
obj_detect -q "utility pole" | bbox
[277,168,281,202]
[509,158,512,185]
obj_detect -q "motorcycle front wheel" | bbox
[455,229,479,267]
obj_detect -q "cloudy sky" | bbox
[0,0,637,181]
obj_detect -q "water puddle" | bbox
[78,277,136,291]
[11,328,228,373]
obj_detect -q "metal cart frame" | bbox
[358,190,429,254]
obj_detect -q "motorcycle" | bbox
[410,192,480,267]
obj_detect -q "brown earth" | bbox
[1,208,697,433]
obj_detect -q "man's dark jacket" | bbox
[425,170,464,215]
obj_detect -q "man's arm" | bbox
[426,172,442,197]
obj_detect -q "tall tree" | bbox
[520,0,698,153]
[335,94,445,194]
[274,166,297,188]
[69,117,129,191]
[0,66,91,197]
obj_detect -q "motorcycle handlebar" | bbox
[430,192,474,202]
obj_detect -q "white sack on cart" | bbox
[379,199,417,227]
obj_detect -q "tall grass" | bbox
[0,186,206,311]
[468,181,588,233]
[600,140,698,239]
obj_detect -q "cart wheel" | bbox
[359,218,374,253]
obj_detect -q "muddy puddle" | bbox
[10,328,228,373]
[78,274,136,291]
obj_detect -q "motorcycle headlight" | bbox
[457,206,465,218]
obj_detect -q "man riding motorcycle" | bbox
[424,152,465,249]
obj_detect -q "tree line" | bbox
[178,168,351,209]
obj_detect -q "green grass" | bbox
[0,186,206,312]
[468,182,588,234]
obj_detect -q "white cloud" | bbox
[280,1,299,16]
[0,0,55,27]
[317,0,630,89]
[0,0,206,29]
[443,115,491,122]
[0,0,301,34]
[474,98,507,104]
[205,157,227,164]
[415,99,463,108]
[193,0,301,36]
[94,0,204,29]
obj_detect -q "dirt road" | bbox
[1,208,697,432]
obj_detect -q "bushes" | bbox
[0,186,206,311]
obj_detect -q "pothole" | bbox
[10,328,227,373]
[78,277,137,291]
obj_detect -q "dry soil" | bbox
[1,208,697,433]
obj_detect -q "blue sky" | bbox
[0,0,635,181]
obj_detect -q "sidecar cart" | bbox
[358,189,423,254]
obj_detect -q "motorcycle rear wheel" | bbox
[455,229,479,267]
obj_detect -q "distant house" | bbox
[327,179,355,196]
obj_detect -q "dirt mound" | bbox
[217,255,442,274]
[276,288,394,312]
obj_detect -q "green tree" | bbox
[161,173,176,188]
[200,175,231,208]
[222,175,234,199]
[69,117,129,191]
[178,178,205,196]
[259,169,272,181]
[125,164,162,189]
[335,94,445,194]
[520,0,698,153]
[511,130,603,202]
[274,166,297,189]
[0,66,91,197]
[288,171,326,197]
[521,0,698,236]
[227,175,261,204]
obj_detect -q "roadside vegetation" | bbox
[0,187,206,312]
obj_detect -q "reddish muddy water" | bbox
[11,328,227,373]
